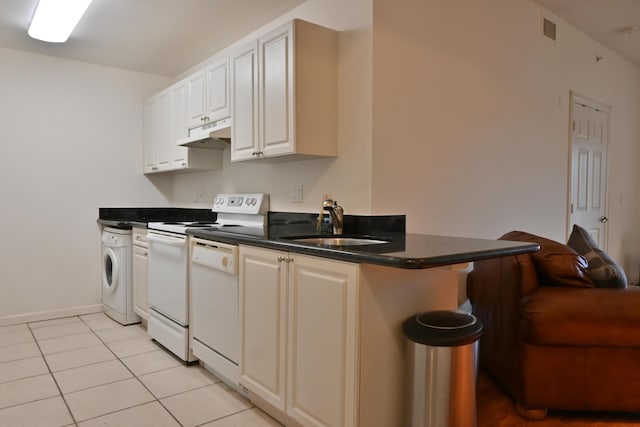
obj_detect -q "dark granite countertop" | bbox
[97,219,147,229]
[188,229,539,269]
[97,207,217,230]
[98,208,539,269]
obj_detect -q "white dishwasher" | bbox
[190,237,241,388]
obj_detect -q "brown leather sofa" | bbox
[467,231,640,419]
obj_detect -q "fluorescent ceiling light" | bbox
[28,0,93,43]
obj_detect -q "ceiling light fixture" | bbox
[28,0,93,43]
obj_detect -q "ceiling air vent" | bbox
[543,17,556,41]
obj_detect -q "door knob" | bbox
[600,216,609,223]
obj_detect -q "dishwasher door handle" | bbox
[192,245,237,274]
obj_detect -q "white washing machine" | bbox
[101,227,140,325]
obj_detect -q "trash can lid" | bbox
[402,310,483,346]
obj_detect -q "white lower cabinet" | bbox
[132,229,148,321]
[239,245,358,427]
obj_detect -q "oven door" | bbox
[147,230,188,326]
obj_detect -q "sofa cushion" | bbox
[567,224,628,288]
[500,231,593,288]
[521,286,640,346]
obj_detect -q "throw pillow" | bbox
[500,230,593,288]
[567,224,628,288]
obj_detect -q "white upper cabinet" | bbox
[206,57,231,122]
[171,81,189,169]
[230,41,259,161]
[143,98,157,174]
[143,79,222,174]
[143,90,171,173]
[230,19,338,162]
[187,56,230,129]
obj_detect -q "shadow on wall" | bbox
[144,173,173,203]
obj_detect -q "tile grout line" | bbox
[26,317,80,427]
[192,407,261,427]
[78,316,186,427]
[9,314,268,426]
[0,354,48,385]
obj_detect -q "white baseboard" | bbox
[0,304,103,327]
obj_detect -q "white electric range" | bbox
[146,193,268,362]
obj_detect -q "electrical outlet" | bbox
[292,185,303,203]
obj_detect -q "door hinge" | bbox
[570,203,574,213]
[572,121,575,131]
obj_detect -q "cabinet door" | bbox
[259,23,295,158]
[155,90,171,171]
[186,68,207,129]
[239,245,287,411]
[170,81,189,169]
[230,41,260,161]
[287,255,359,427]
[132,245,148,321]
[206,57,230,122]
[143,98,158,173]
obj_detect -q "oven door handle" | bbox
[147,233,186,246]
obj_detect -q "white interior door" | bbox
[569,95,610,249]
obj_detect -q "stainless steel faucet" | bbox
[322,198,344,235]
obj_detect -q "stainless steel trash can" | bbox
[403,310,483,427]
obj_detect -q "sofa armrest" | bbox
[522,286,640,347]
[467,254,539,402]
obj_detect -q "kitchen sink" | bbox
[287,236,389,246]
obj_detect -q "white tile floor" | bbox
[0,313,282,427]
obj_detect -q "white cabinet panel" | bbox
[187,69,207,129]
[230,20,337,162]
[187,58,230,130]
[206,57,230,122]
[230,41,260,161]
[132,230,148,321]
[260,26,292,157]
[287,255,358,427]
[143,79,222,174]
[239,245,358,426]
[239,245,287,411]
[171,81,189,169]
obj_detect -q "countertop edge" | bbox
[188,230,540,269]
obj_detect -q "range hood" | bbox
[177,117,231,149]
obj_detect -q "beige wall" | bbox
[371,0,640,269]
[4,0,640,322]
[169,0,374,215]
[0,0,373,322]
[0,48,171,322]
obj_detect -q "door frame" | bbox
[566,90,612,247]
